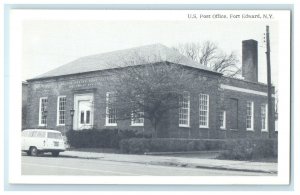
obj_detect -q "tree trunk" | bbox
[153,120,157,138]
[151,118,158,138]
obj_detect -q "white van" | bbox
[21,129,66,157]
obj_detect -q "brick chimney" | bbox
[242,39,258,82]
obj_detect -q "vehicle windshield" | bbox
[47,132,63,139]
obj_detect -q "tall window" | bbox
[57,96,66,125]
[261,104,268,131]
[199,94,209,128]
[131,95,144,126]
[39,97,48,126]
[219,111,226,129]
[106,92,117,126]
[179,91,190,127]
[246,101,254,130]
[131,111,144,126]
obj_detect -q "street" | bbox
[22,155,273,176]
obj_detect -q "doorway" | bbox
[73,93,94,130]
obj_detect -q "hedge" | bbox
[66,129,148,148]
[217,138,278,160]
[119,138,227,154]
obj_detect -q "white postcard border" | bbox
[8,9,291,185]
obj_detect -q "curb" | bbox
[143,160,277,174]
[61,153,277,174]
[144,150,226,155]
[189,164,277,174]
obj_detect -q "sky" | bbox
[22,20,278,86]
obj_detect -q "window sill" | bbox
[220,127,226,130]
[105,124,117,127]
[179,125,190,128]
[246,129,254,131]
[56,124,65,127]
[199,126,209,129]
[131,124,144,127]
[261,129,268,132]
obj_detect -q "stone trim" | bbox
[220,84,275,97]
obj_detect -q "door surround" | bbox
[73,93,94,130]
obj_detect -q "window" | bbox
[57,96,66,125]
[47,132,63,139]
[131,111,144,126]
[131,95,144,126]
[86,110,91,124]
[80,111,85,124]
[179,91,190,127]
[246,101,254,130]
[261,104,268,131]
[199,94,209,128]
[36,131,46,138]
[39,97,48,126]
[220,111,226,129]
[106,92,117,126]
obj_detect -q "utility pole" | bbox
[265,25,273,138]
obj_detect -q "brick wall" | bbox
[22,82,28,129]
[26,65,275,139]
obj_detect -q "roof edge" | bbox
[26,61,222,82]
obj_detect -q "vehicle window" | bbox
[32,131,39,137]
[28,131,35,137]
[36,131,46,138]
[47,132,62,139]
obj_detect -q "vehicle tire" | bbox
[30,147,38,156]
[52,151,60,157]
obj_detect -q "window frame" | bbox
[199,93,209,128]
[131,111,144,126]
[38,97,48,126]
[261,103,268,132]
[105,92,117,126]
[220,110,226,130]
[179,91,190,128]
[246,101,254,131]
[57,96,66,126]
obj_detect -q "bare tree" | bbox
[104,54,196,138]
[174,41,240,77]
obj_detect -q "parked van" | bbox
[21,129,66,157]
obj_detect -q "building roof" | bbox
[31,44,215,80]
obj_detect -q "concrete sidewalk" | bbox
[60,150,277,174]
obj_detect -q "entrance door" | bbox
[78,100,92,129]
[73,93,94,130]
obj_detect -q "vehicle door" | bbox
[35,131,47,149]
[46,132,63,149]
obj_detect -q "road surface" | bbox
[22,155,273,176]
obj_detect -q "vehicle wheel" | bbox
[52,151,60,157]
[30,147,38,156]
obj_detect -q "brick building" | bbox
[22,81,28,129]
[25,40,275,139]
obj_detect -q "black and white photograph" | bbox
[6,9,291,185]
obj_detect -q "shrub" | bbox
[66,129,146,148]
[119,138,226,154]
[218,138,278,160]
